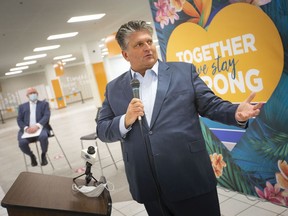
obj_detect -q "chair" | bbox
[23,125,72,174]
[80,107,118,176]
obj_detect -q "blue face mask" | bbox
[29,93,38,102]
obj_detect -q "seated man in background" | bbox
[17,87,51,166]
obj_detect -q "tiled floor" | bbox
[0,99,288,216]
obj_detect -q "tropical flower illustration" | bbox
[154,0,212,28]
[276,160,288,189]
[255,181,288,206]
[255,160,288,206]
[210,153,227,178]
[229,0,272,7]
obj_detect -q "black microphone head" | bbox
[87,146,96,154]
[130,78,140,99]
[130,78,140,88]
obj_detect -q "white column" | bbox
[81,41,102,107]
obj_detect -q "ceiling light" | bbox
[33,45,60,52]
[16,60,37,66]
[5,71,22,76]
[62,57,76,62]
[10,66,29,71]
[67,14,105,23]
[53,54,73,60]
[47,32,78,40]
[24,54,47,60]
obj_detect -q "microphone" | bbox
[130,78,142,121]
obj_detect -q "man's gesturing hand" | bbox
[235,92,263,122]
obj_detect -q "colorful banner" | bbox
[149,0,288,206]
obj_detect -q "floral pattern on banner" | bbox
[154,0,212,28]
[255,160,288,206]
[210,153,227,178]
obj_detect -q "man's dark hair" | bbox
[115,20,153,50]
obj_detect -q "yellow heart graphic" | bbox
[166,3,283,103]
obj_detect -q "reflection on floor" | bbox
[0,100,287,216]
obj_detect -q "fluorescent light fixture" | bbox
[62,57,76,62]
[53,54,73,60]
[47,32,78,40]
[33,45,60,52]
[24,54,47,60]
[5,71,22,76]
[10,66,29,71]
[101,48,108,52]
[67,14,105,23]
[16,60,37,66]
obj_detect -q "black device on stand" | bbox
[73,146,98,186]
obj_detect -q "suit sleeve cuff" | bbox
[236,119,248,128]
[36,123,43,129]
[119,115,131,137]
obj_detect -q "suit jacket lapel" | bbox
[35,101,40,122]
[120,71,134,102]
[24,102,30,126]
[150,62,171,128]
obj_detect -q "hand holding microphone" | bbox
[126,78,143,124]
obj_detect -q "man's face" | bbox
[26,88,38,101]
[121,30,158,76]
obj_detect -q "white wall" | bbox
[1,72,47,94]
[18,84,48,104]
[104,54,130,82]
[60,64,93,100]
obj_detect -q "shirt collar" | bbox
[130,60,159,79]
[29,100,37,105]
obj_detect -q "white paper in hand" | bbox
[21,128,42,138]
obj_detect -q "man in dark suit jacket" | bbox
[17,87,51,166]
[96,21,262,216]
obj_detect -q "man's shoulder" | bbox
[19,101,29,107]
[163,61,192,67]
[108,71,130,86]
[37,100,49,105]
[160,61,195,73]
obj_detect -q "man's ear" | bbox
[122,50,129,61]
